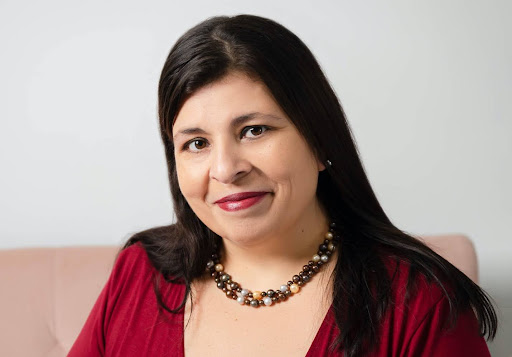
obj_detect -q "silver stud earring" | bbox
[326,159,332,167]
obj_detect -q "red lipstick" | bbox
[214,192,268,212]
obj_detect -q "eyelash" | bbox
[181,125,270,153]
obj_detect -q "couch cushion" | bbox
[0,246,119,357]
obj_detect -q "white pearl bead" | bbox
[313,254,321,263]
[263,297,273,306]
[321,254,329,263]
[325,232,334,240]
[280,284,289,292]
[328,242,335,251]
[241,289,249,296]
[215,264,224,272]
[237,296,245,305]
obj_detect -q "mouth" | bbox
[214,191,269,212]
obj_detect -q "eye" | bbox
[241,125,269,139]
[184,139,208,152]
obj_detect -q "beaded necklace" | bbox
[206,223,339,307]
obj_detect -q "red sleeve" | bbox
[405,296,491,357]
[68,244,143,357]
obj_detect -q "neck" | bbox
[216,204,333,290]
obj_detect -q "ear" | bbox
[317,159,326,172]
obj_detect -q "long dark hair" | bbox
[124,14,497,356]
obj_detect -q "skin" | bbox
[173,71,338,356]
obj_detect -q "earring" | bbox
[326,159,332,167]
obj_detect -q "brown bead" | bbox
[272,297,277,302]
[308,261,315,266]
[259,300,265,305]
[297,281,304,286]
[287,281,293,286]
[230,282,238,290]
[284,290,291,297]
[267,289,275,297]
[292,275,301,283]
[226,290,233,298]
[222,287,227,292]
[278,293,286,301]
[244,299,250,305]
[308,270,314,277]
[303,265,310,272]
[312,265,319,272]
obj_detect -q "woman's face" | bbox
[172,72,325,244]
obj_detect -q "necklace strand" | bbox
[206,222,339,307]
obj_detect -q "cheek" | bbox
[175,158,207,202]
[260,138,319,191]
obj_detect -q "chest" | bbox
[183,284,331,356]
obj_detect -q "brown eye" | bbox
[185,139,208,152]
[242,126,268,138]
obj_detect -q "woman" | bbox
[69,15,497,356]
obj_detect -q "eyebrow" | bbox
[172,112,284,141]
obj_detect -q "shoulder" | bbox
[378,257,490,356]
[109,242,154,285]
[109,242,185,303]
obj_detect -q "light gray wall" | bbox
[1,0,510,355]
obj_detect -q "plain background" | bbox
[0,0,510,355]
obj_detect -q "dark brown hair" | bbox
[124,14,497,356]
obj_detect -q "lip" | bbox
[214,191,269,212]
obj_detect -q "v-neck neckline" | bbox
[178,282,336,356]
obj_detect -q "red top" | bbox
[69,243,491,356]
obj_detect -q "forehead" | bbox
[172,72,285,132]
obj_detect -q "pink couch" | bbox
[0,235,478,356]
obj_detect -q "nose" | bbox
[209,140,251,184]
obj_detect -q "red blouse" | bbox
[69,243,491,356]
